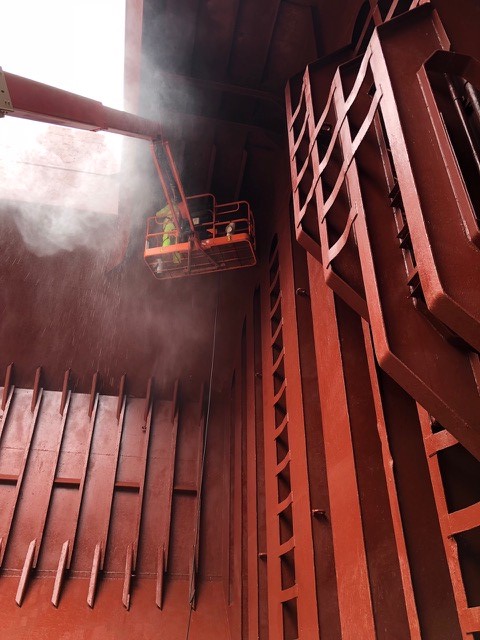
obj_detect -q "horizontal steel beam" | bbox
[159,70,283,106]
[2,70,163,140]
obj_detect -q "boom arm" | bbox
[0,67,195,231]
[0,68,163,140]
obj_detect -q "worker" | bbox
[162,214,176,248]
[155,204,181,266]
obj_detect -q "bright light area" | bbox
[0,0,126,216]
[1,0,125,109]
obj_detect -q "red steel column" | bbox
[308,254,376,639]
[291,239,342,639]
[245,307,260,639]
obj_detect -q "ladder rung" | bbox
[270,292,282,319]
[289,80,307,131]
[461,605,480,634]
[424,430,458,457]
[279,584,298,603]
[277,492,293,515]
[273,379,287,407]
[276,451,291,476]
[448,501,480,536]
[278,536,295,557]
[269,270,280,294]
[397,224,411,248]
[272,349,285,375]
[407,267,422,298]
[407,267,419,287]
[269,245,279,270]
[389,181,403,208]
[271,320,283,347]
[274,415,289,440]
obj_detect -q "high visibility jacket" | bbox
[156,203,179,221]
[163,220,175,247]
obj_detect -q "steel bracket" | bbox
[0,68,13,115]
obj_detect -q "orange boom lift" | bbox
[0,68,256,279]
[146,140,256,279]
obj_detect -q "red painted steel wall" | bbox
[0,381,232,638]
[278,1,480,638]
[218,2,480,638]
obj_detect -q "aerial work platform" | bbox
[144,141,256,279]
[144,195,256,279]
